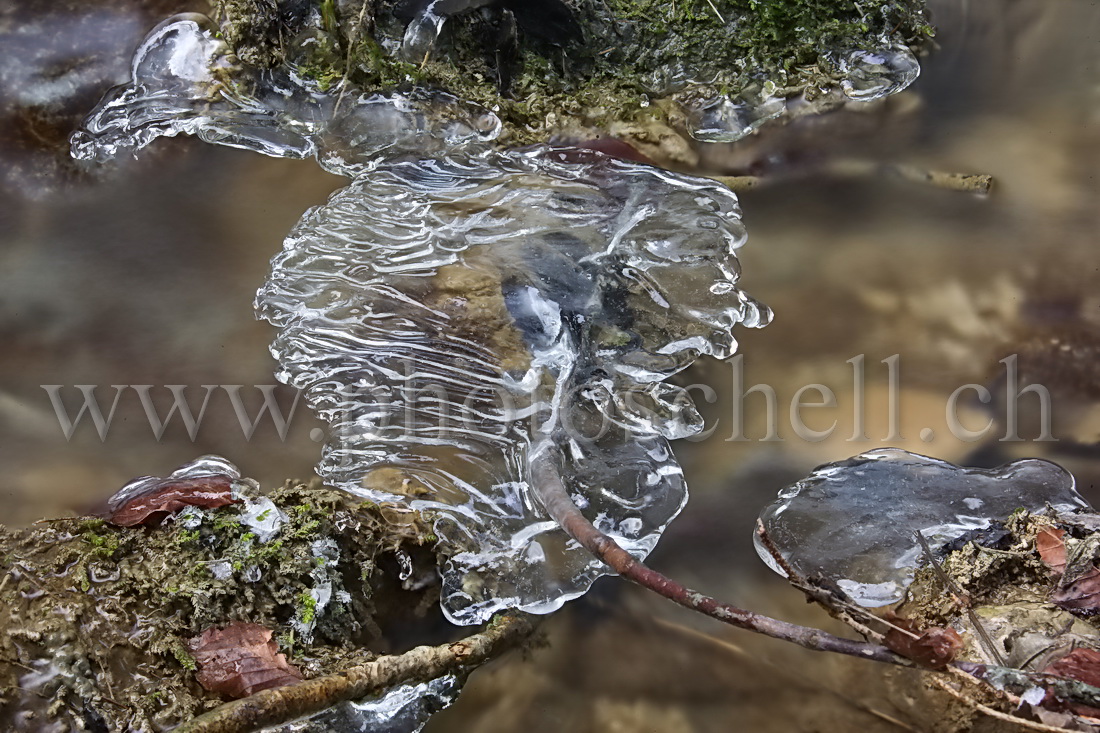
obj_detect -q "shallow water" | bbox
[1,0,1098,730]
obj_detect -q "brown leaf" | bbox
[1044,648,1100,688]
[108,476,240,527]
[883,618,963,671]
[187,622,303,699]
[576,137,656,165]
[1041,648,1100,718]
[1052,566,1100,616]
[1037,527,1068,576]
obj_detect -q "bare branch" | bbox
[176,612,534,733]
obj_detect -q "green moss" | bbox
[171,642,197,672]
[0,483,439,730]
[214,0,930,144]
[298,590,318,624]
[81,529,121,559]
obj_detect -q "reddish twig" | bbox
[529,451,905,666]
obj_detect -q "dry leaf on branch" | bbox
[1042,647,1100,718]
[1052,567,1100,617]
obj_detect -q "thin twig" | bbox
[825,160,994,194]
[708,174,762,192]
[529,451,906,666]
[176,612,533,733]
[755,520,891,643]
[652,617,917,732]
[932,676,1068,733]
[915,531,1005,667]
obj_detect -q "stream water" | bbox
[1,1,1098,731]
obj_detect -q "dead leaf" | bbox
[883,618,963,670]
[108,476,240,527]
[1037,527,1067,576]
[1041,648,1100,718]
[1052,566,1100,616]
[187,622,303,699]
[1044,647,1100,688]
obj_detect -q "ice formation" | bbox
[256,147,770,623]
[664,44,920,143]
[396,1,923,144]
[69,15,500,176]
[270,674,459,733]
[106,454,254,515]
[755,449,1090,606]
[72,6,928,628]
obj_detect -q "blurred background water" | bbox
[0,0,1097,729]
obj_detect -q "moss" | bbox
[0,483,443,730]
[213,0,930,144]
[81,528,121,559]
[171,642,197,672]
[298,591,319,625]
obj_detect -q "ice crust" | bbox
[755,449,1091,606]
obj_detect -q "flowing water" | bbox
[1,1,1098,731]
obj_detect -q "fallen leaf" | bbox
[1044,648,1100,688]
[1041,648,1100,718]
[1052,566,1100,616]
[883,618,963,670]
[1037,527,1068,576]
[188,622,303,699]
[108,476,240,527]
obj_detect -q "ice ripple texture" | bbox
[256,146,770,624]
[755,448,1091,607]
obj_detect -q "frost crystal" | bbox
[755,449,1090,606]
[256,146,770,623]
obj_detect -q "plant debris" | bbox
[883,618,963,670]
[107,475,240,527]
[188,622,303,699]
[1038,526,1069,577]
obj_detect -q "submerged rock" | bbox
[755,448,1090,606]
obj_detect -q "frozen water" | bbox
[256,145,770,624]
[70,15,501,177]
[267,674,460,733]
[755,448,1090,606]
[681,43,921,143]
[72,11,774,626]
[831,46,922,102]
[106,453,255,513]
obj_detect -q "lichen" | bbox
[0,482,441,730]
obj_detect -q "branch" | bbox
[528,452,906,666]
[175,612,534,733]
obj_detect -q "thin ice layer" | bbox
[755,449,1090,606]
[267,674,460,733]
[69,14,500,176]
[257,145,770,624]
